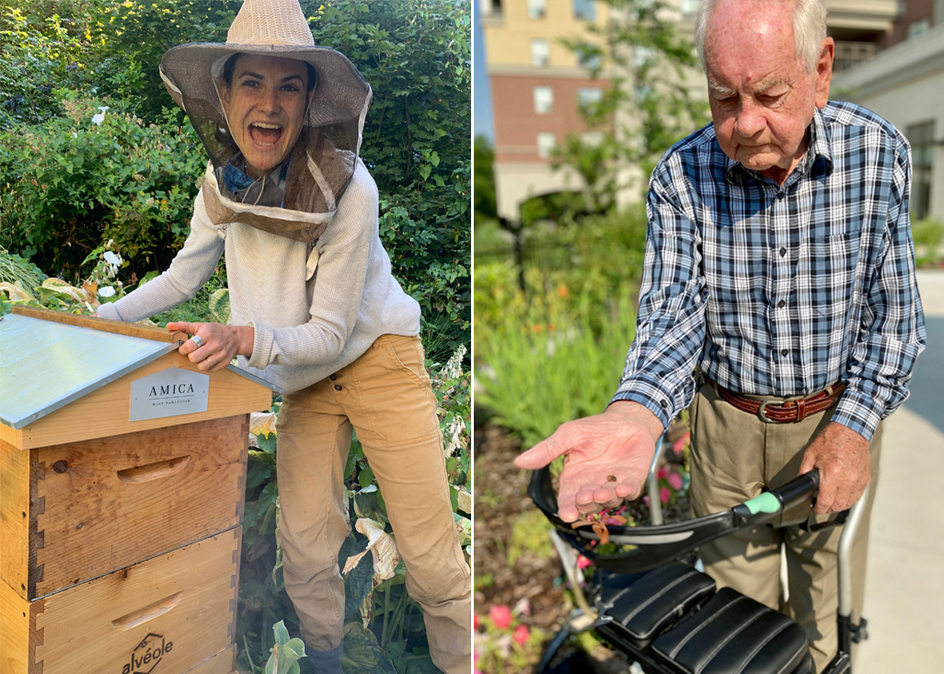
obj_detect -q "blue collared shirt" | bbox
[613,101,926,441]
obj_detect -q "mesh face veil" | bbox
[158,0,372,243]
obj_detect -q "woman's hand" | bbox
[168,321,254,372]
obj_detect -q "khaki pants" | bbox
[276,334,471,674]
[689,384,880,674]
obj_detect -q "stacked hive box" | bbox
[0,308,275,674]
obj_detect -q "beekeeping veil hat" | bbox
[159,0,371,243]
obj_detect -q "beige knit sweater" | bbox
[97,160,421,393]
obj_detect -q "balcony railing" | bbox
[833,41,877,72]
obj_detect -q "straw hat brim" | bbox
[160,43,371,129]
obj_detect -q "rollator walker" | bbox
[528,439,870,674]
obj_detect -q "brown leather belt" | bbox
[705,376,845,423]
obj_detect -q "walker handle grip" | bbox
[732,469,820,527]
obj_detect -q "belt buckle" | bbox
[758,400,775,423]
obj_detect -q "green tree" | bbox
[0,5,93,127]
[305,0,471,360]
[474,134,497,221]
[553,0,710,211]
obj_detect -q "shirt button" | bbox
[777,191,785,200]
[779,247,787,257]
[660,399,668,408]
[334,384,342,391]
[329,374,338,381]
[781,349,789,356]
[778,300,786,308]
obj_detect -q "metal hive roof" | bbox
[0,313,276,430]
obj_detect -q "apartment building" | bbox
[479,0,614,219]
[833,0,944,222]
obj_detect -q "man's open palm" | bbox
[515,402,664,522]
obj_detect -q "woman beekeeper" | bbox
[96,0,471,672]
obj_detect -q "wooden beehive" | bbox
[0,307,276,674]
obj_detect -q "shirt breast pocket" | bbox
[807,232,857,319]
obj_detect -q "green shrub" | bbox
[0,98,203,281]
[309,0,472,362]
[0,7,92,127]
[475,275,638,449]
[473,206,647,351]
[913,217,944,268]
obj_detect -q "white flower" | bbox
[444,415,466,458]
[91,106,109,126]
[443,344,467,380]
[102,250,122,277]
[98,286,116,298]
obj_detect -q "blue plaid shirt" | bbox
[613,102,926,441]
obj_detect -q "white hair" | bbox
[694,0,828,73]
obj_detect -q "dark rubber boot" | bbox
[307,643,343,674]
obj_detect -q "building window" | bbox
[531,39,550,67]
[485,0,503,16]
[574,0,596,21]
[907,17,930,40]
[577,87,604,110]
[908,120,935,220]
[576,43,601,70]
[537,132,556,158]
[534,86,554,114]
[528,0,546,19]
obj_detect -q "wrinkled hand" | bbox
[798,422,871,514]
[168,321,254,372]
[514,401,664,523]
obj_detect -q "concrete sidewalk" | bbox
[856,270,944,673]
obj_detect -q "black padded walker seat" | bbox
[650,587,815,674]
[597,562,716,650]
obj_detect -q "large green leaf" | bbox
[343,550,374,624]
[264,621,306,674]
[341,622,397,674]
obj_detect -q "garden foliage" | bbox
[474,206,649,448]
[0,101,204,280]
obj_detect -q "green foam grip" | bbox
[743,491,781,515]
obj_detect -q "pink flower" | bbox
[489,604,512,630]
[668,473,683,490]
[660,486,671,504]
[673,432,690,454]
[643,495,650,506]
[513,624,530,646]
[657,466,669,480]
[474,613,479,630]
[513,597,531,616]
[577,555,593,570]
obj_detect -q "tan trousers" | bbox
[276,334,471,674]
[689,384,880,674]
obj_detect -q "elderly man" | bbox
[516,0,925,669]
